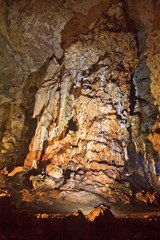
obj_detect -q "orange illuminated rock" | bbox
[86,206,115,222]
[135,191,157,205]
[148,115,160,155]
[0,0,160,205]
[8,166,28,177]
[30,174,64,191]
[23,1,151,202]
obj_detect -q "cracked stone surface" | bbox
[0,0,160,206]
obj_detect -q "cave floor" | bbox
[1,189,160,240]
[1,196,160,240]
[10,188,160,218]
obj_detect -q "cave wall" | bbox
[0,0,160,202]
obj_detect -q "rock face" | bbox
[86,206,115,222]
[0,0,160,204]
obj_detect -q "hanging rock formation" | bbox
[0,0,160,205]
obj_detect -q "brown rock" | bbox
[86,206,115,222]
[8,166,28,177]
[135,191,157,205]
[30,174,64,191]
[0,0,160,206]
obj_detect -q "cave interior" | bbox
[0,0,160,239]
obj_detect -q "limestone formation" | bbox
[30,174,64,192]
[0,0,160,205]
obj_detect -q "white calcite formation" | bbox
[0,0,160,204]
[25,4,139,202]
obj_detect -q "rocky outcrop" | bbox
[0,0,160,205]
[23,3,138,203]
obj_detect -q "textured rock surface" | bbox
[0,0,160,205]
